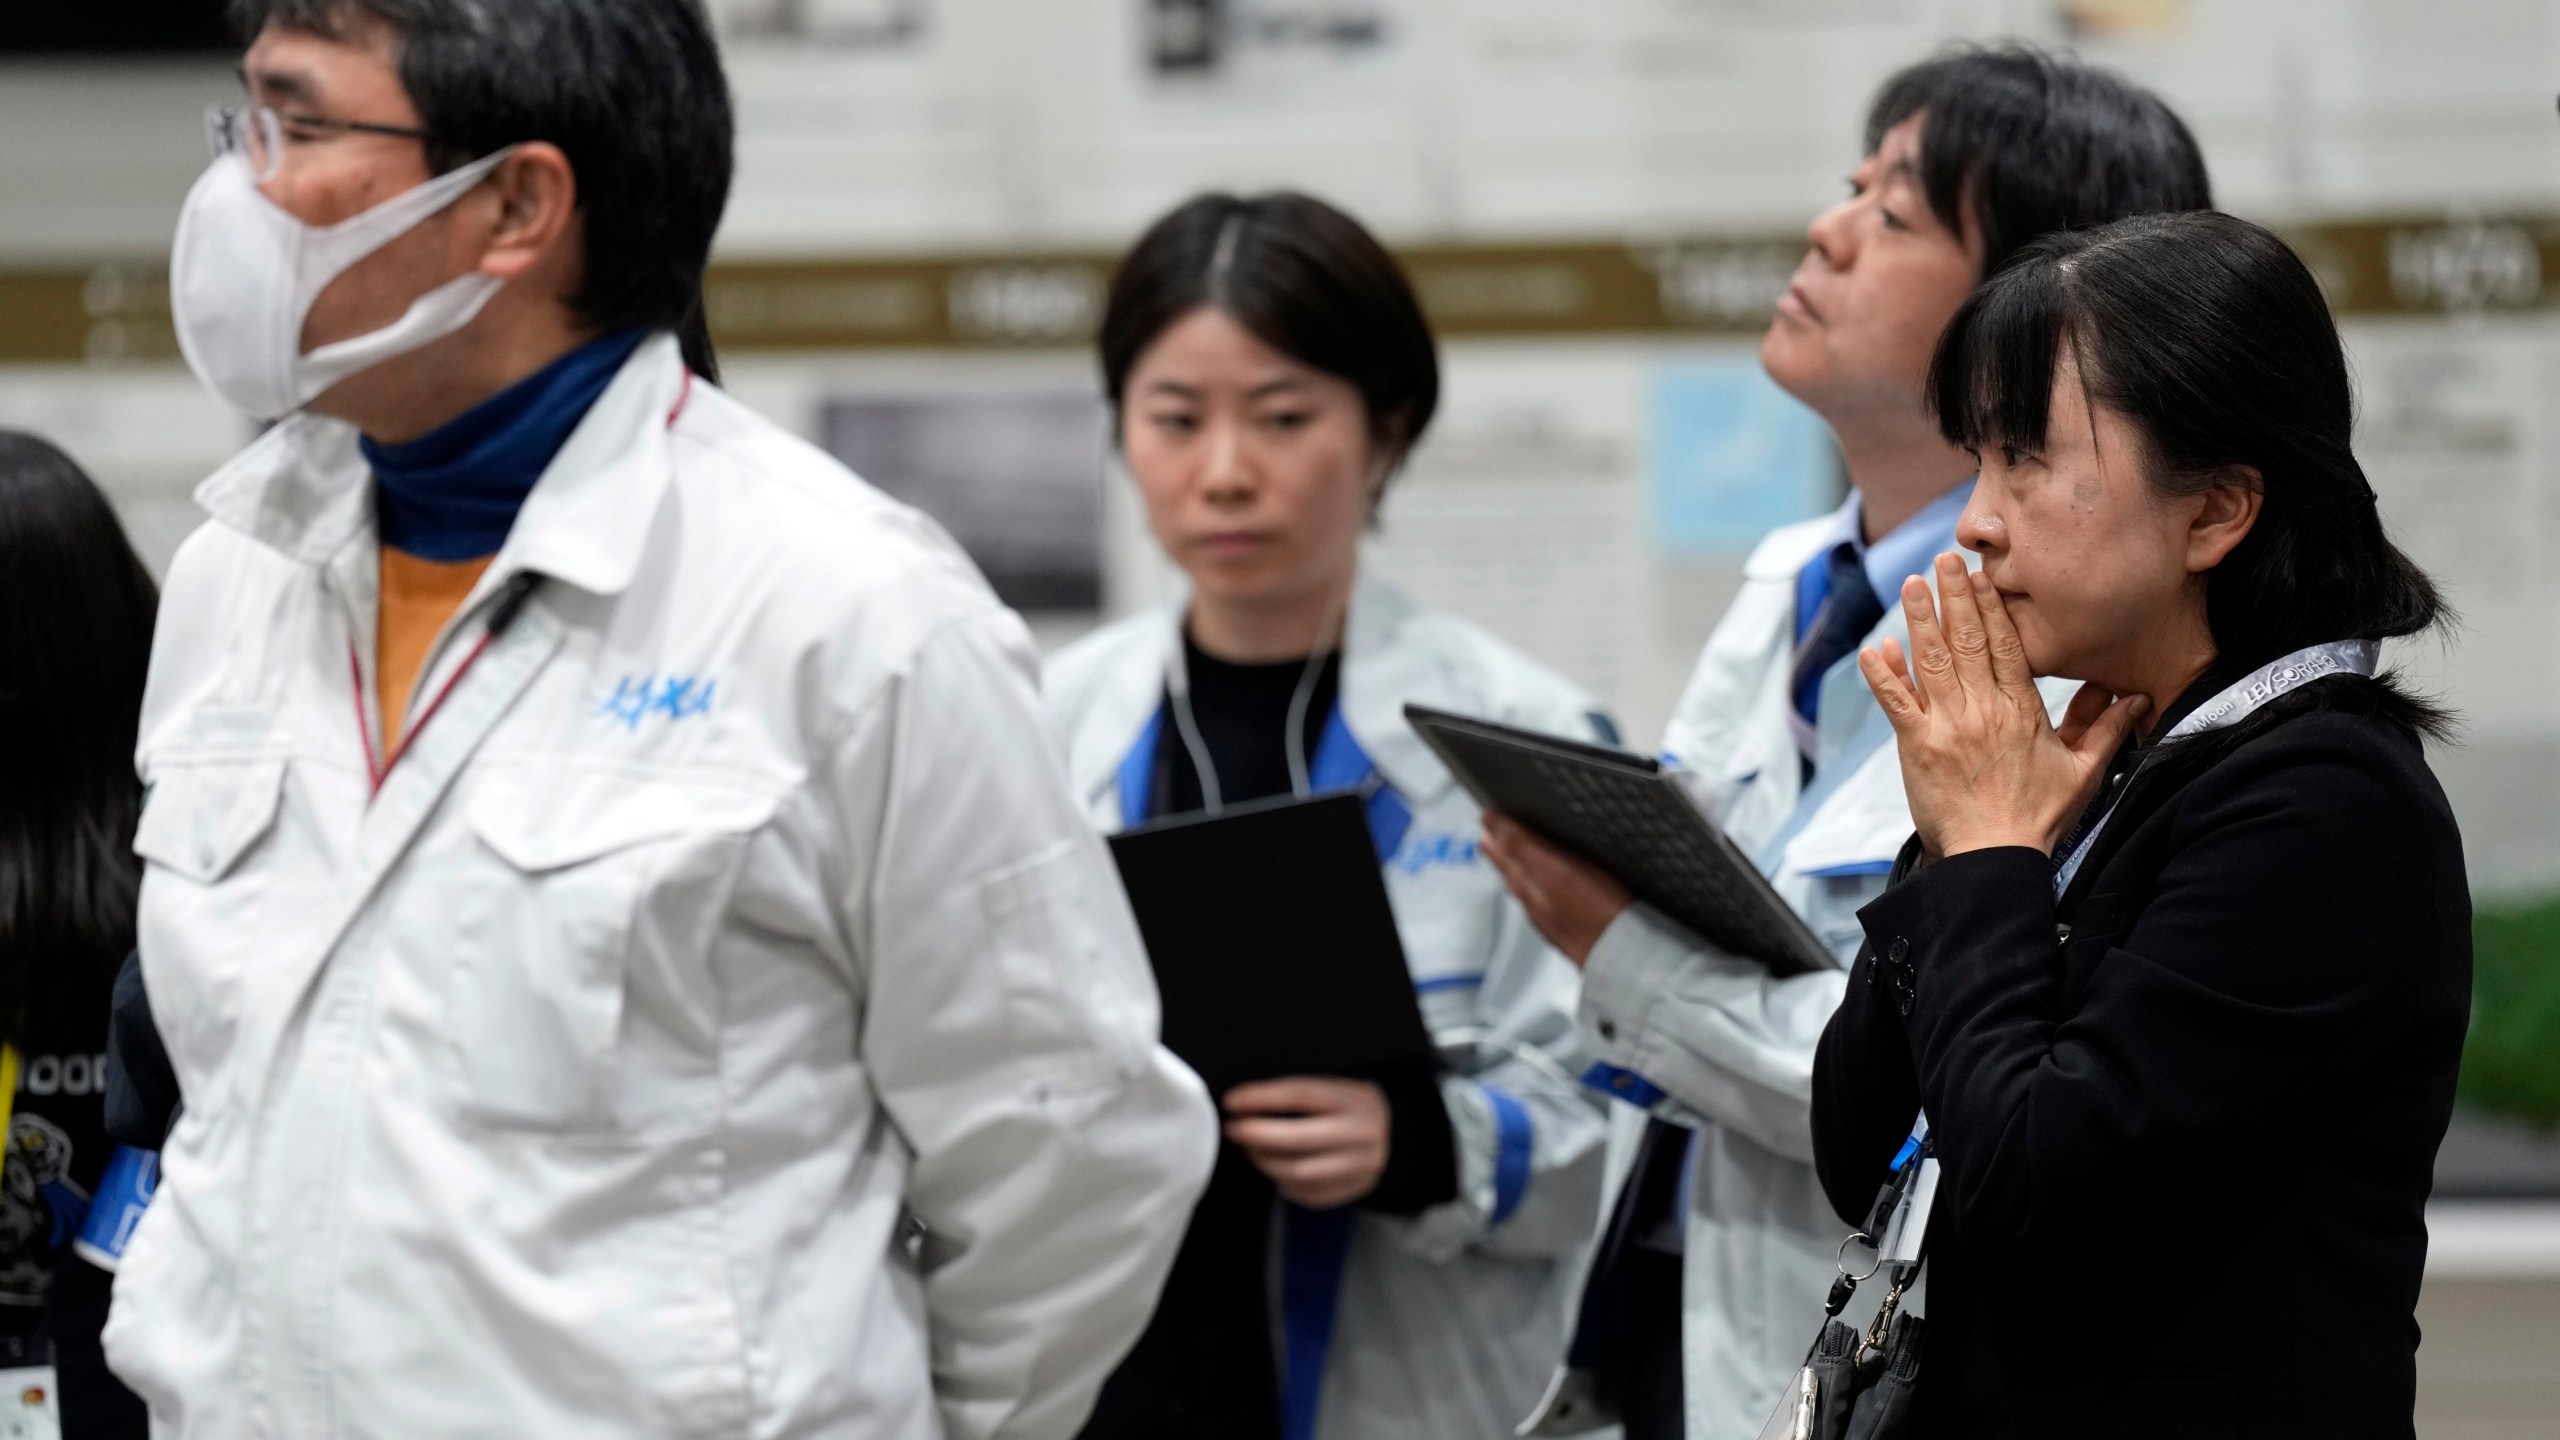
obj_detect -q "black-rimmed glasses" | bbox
[205,104,435,183]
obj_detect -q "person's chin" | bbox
[2005,609,2063,678]
[1183,550,1287,602]
[1758,331,1825,404]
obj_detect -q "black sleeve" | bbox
[1361,1061,1459,1217]
[103,950,180,1151]
[1812,932,1927,1230]
[1858,718,2465,1270]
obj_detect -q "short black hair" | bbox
[1100,192,1440,482]
[1930,210,2450,725]
[231,0,733,377]
[0,432,158,1047]
[1868,44,2212,278]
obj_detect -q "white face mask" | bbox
[170,145,518,421]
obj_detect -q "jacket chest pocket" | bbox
[132,757,287,1082]
[444,770,778,1135]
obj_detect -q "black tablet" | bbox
[1109,790,1436,1096]
[1405,704,1833,978]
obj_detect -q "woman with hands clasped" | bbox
[1812,210,2470,1440]
[1047,192,1609,1440]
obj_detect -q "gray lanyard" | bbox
[2051,639,2381,896]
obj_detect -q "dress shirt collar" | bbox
[1832,476,1977,608]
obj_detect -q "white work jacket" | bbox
[1045,571,1611,1440]
[103,333,1218,1440]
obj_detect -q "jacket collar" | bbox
[1333,571,1464,807]
[194,332,687,599]
[1097,568,1464,816]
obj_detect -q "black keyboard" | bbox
[1407,704,1833,978]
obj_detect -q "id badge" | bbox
[0,1370,60,1440]
[1878,1157,1940,1265]
[0,1336,61,1440]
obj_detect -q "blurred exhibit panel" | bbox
[821,390,1109,613]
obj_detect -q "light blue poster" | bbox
[1651,359,1838,555]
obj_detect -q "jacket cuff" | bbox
[1579,902,1690,1059]
[1856,845,2054,1029]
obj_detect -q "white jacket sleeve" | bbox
[1398,900,1609,1262]
[1575,903,1849,1165]
[837,610,1218,1440]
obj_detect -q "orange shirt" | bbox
[376,546,494,747]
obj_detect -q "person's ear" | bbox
[473,142,579,284]
[2186,468,2264,573]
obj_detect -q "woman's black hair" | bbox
[1867,44,2213,278]
[1929,210,2453,736]
[1100,191,1440,481]
[0,433,158,1046]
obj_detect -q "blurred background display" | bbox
[821,391,1108,611]
[4,3,2558,1429]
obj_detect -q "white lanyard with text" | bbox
[2051,639,2381,896]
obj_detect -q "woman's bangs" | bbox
[1928,266,2067,458]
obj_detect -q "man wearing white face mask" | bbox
[106,4,1218,1439]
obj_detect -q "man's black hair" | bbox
[230,0,732,380]
[1931,210,2450,735]
[1100,191,1440,486]
[1868,44,2212,277]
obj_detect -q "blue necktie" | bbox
[1790,543,1885,770]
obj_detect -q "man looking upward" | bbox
[1492,46,2214,1440]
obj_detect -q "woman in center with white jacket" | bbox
[1048,191,1611,1440]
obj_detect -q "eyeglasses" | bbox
[204,103,436,183]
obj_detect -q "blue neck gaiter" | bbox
[362,327,651,561]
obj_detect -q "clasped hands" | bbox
[1483,552,2154,968]
[1859,553,2149,861]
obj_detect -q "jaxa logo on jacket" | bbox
[1046,571,1613,1440]
[103,334,1216,1440]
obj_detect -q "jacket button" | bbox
[1598,1020,1618,1042]
[1888,937,1910,962]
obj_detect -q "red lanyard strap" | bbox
[351,364,694,794]
[354,571,546,795]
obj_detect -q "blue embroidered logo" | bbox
[1389,831,1480,875]
[599,674,718,731]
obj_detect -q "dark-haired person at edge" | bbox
[1047,192,1608,1440]
[1812,210,2468,1439]
[1486,47,2213,1440]
[101,3,1217,1437]
[0,433,154,1440]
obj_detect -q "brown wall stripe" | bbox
[4,216,2555,365]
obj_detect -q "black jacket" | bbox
[1811,671,2471,1440]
